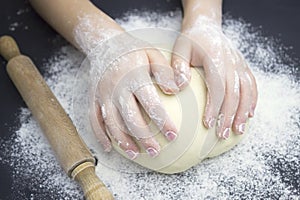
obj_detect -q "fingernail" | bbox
[165,131,177,141]
[222,128,230,139]
[146,147,159,158]
[177,73,188,87]
[126,150,138,160]
[237,123,246,134]
[209,117,216,128]
[204,117,216,128]
[162,88,174,95]
[162,84,179,95]
[169,81,180,93]
[217,113,225,126]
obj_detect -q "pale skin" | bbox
[29,0,257,160]
[175,0,258,138]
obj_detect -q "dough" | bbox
[91,29,247,174]
[112,68,246,174]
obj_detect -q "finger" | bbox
[236,51,258,118]
[89,100,112,152]
[171,35,192,89]
[146,49,179,94]
[246,67,258,117]
[116,93,161,158]
[134,84,178,141]
[102,100,140,160]
[233,72,252,134]
[216,70,240,139]
[202,56,226,129]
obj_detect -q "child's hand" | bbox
[89,36,179,159]
[171,15,257,139]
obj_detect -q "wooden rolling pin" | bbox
[0,35,114,200]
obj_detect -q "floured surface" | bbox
[0,11,299,199]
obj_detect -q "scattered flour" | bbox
[0,11,299,199]
[16,8,31,16]
[8,21,29,32]
[8,22,20,31]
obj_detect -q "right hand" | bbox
[171,16,258,139]
[89,35,179,160]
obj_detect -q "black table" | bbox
[1,0,299,199]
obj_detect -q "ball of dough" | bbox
[112,68,246,174]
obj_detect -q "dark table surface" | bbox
[0,0,299,199]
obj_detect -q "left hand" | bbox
[171,15,258,139]
[89,34,179,158]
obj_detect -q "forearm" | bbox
[181,0,222,29]
[29,0,123,53]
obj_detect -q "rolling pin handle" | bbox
[71,162,114,200]
[0,35,21,61]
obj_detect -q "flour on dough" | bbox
[110,29,246,174]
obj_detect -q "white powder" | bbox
[0,11,299,199]
[0,47,84,199]
[8,22,20,31]
[74,14,123,55]
[16,8,31,16]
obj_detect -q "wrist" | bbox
[73,2,125,54]
[181,0,222,31]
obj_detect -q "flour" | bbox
[0,11,299,199]
[16,8,31,16]
[74,14,123,55]
[8,22,20,31]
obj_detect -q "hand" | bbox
[29,0,179,159]
[89,35,179,159]
[171,15,258,139]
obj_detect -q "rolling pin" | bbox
[0,35,114,200]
